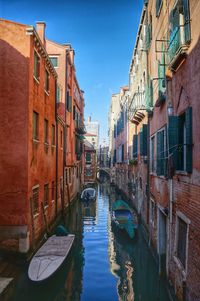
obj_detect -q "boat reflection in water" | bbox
[12,181,171,301]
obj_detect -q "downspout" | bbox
[55,79,58,217]
[62,50,69,214]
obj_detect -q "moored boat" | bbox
[28,230,75,282]
[112,200,138,239]
[80,187,96,201]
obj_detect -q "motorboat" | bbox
[112,200,138,239]
[28,227,75,282]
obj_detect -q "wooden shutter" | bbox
[168,116,179,170]
[183,0,191,43]
[133,135,138,158]
[185,107,192,173]
[157,131,165,176]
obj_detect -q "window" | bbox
[69,168,72,184]
[52,125,55,146]
[33,111,39,140]
[50,57,58,68]
[32,186,39,215]
[122,144,124,162]
[45,69,49,93]
[44,119,48,143]
[176,215,189,269]
[44,184,49,207]
[65,169,68,185]
[86,168,92,176]
[168,107,192,173]
[151,136,156,172]
[56,85,60,103]
[156,0,163,17]
[169,0,190,51]
[86,153,91,163]
[67,92,72,112]
[150,199,155,227]
[34,51,40,80]
[140,124,148,156]
[52,181,55,201]
[60,130,63,147]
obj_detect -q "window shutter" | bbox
[168,116,179,170]
[67,92,72,112]
[157,131,162,176]
[143,124,148,156]
[185,107,192,173]
[183,0,191,43]
[140,130,144,156]
[133,135,138,158]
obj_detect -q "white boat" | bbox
[80,188,96,201]
[28,234,75,282]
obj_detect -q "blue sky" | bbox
[0,0,143,143]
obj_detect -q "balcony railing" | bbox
[75,119,86,135]
[168,23,190,69]
[128,91,146,124]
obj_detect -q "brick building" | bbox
[0,20,58,252]
[109,0,200,299]
[84,140,97,185]
[46,38,85,208]
[146,1,200,300]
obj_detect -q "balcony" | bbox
[168,23,190,71]
[75,119,86,135]
[128,91,146,125]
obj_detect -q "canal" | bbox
[12,182,171,301]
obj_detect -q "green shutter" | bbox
[185,107,192,173]
[133,135,138,158]
[143,124,148,156]
[140,130,144,156]
[168,116,179,170]
[157,130,165,176]
[157,131,162,175]
[183,0,191,43]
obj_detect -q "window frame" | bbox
[150,134,156,173]
[156,0,163,17]
[52,181,55,202]
[51,124,55,146]
[34,50,40,81]
[33,111,39,141]
[45,68,49,94]
[44,183,49,207]
[174,211,190,275]
[49,56,58,68]
[32,185,39,216]
[44,119,49,144]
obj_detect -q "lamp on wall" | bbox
[167,103,174,116]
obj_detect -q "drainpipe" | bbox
[55,79,58,217]
[62,50,69,214]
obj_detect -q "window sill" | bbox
[52,199,55,203]
[44,205,48,210]
[51,145,56,148]
[45,90,50,96]
[33,212,39,219]
[44,142,49,146]
[33,76,40,84]
[175,171,188,176]
[33,138,39,144]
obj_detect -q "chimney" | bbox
[36,21,46,45]
[88,116,91,122]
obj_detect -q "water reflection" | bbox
[12,182,171,301]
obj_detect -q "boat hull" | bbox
[28,234,75,282]
[112,200,138,239]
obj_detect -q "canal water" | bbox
[12,181,171,301]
